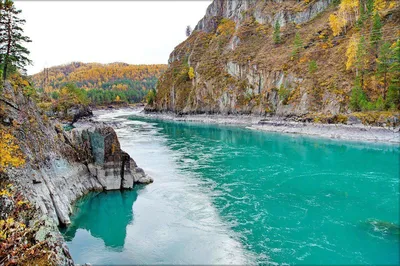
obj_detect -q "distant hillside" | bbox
[31,62,167,104]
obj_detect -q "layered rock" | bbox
[1,81,152,263]
[151,0,399,121]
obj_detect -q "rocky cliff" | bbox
[0,80,152,264]
[150,0,399,123]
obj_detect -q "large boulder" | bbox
[69,126,153,190]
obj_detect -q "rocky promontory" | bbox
[0,81,152,264]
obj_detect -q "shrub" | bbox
[278,85,291,105]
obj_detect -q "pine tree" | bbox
[355,36,367,87]
[356,0,366,28]
[0,0,31,81]
[186,25,192,37]
[386,40,400,109]
[371,11,382,55]
[291,32,303,60]
[273,20,281,44]
[366,0,374,16]
[377,42,391,100]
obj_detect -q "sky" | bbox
[14,0,212,75]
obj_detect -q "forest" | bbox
[31,62,167,105]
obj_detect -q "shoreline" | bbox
[92,107,400,144]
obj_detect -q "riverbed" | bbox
[63,109,399,265]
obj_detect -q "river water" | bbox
[62,110,399,265]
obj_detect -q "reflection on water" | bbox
[62,190,139,250]
[63,110,399,265]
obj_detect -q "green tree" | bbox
[146,89,156,105]
[366,0,374,16]
[357,0,366,28]
[355,36,368,87]
[377,42,391,100]
[350,85,367,111]
[0,0,32,81]
[309,60,318,74]
[291,32,303,60]
[386,40,400,109]
[273,20,281,44]
[371,12,382,55]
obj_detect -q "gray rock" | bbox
[347,115,362,125]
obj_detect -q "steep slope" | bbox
[151,0,399,122]
[0,77,152,264]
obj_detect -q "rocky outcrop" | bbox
[8,124,153,226]
[152,0,399,120]
[1,81,153,264]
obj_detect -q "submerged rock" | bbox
[363,219,400,238]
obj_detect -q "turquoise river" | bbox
[62,110,400,265]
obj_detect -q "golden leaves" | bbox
[0,130,25,172]
[329,14,346,37]
[188,67,195,80]
[346,37,358,70]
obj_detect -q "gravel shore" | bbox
[93,108,400,144]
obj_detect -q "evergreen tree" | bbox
[0,0,31,81]
[355,36,367,87]
[386,40,400,109]
[366,0,374,16]
[186,25,192,37]
[273,20,281,44]
[291,32,303,60]
[371,11,382,55]
[377,42,391,100]
[357,0,366,28]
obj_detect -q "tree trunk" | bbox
[3,12,12,81]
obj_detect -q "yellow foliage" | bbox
[0,130,25,172]
[115,95,121,102]
[345,37,358,70]
[329,14,345,36]
[374,0,387,11]
[339,0,359,13]
[217,18,236,36]
[188,67,195,80]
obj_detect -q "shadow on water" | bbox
[61,189,140,250]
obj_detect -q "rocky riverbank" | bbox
[1,82,153,264]
[135,109,400,144]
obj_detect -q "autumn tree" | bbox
[346,37,358,70]
[0,130,25,173]
[0,0,31,81]
[273,20,281,44]
[329,14,344,36]
[188,67,195,80]
[146,89,156,105]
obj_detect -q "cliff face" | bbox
[151,0,399,119]
[0,81,152,264]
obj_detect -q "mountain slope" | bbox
[151,0,399,122]
[31,62,167,104]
